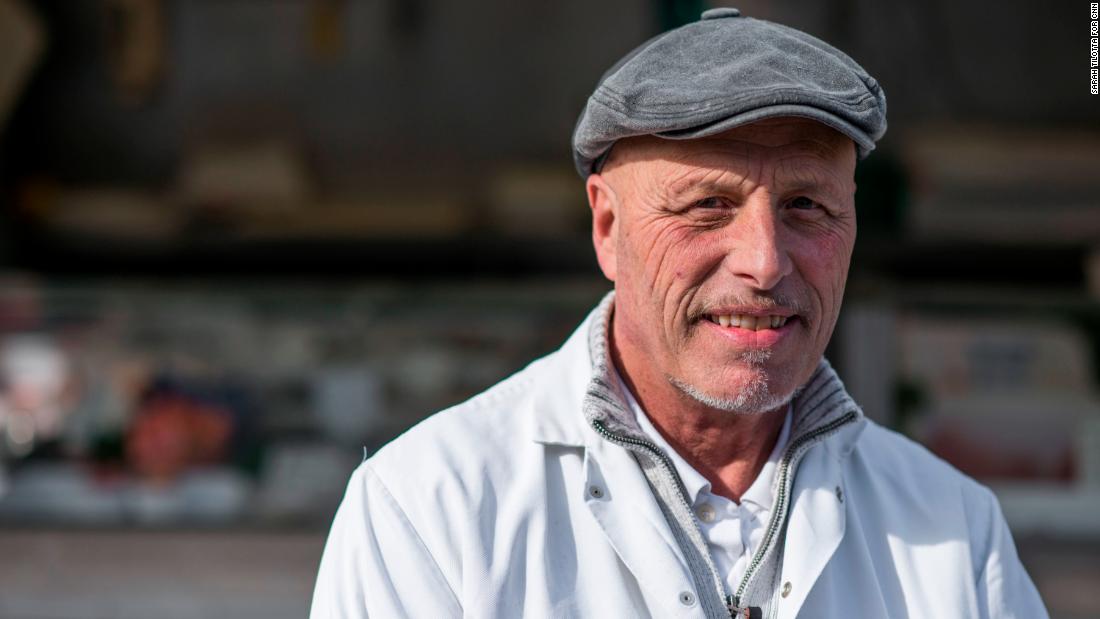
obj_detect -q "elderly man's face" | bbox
[588,118,857,414]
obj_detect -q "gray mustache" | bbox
[692,292,812,320]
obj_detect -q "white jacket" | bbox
[312,296,1048,618]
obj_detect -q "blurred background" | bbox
[0,0,1097,617]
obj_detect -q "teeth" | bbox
[709,314,789,331]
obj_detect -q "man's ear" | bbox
[586,173,619,281]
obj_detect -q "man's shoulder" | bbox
[367,307,596,476]
[850,419,1004,550]
[316,349,577,613]
[367,353,551,481]
[855,420,993,498]
[844,419,1037,601]
[352,306,595,522]
[335,354,553,559]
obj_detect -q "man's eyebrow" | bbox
[775,163,851,202]
[662,166,850,204]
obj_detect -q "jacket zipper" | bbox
[731,410,858,610]
[592,409,858,618]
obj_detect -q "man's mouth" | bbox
[704,314,791,330]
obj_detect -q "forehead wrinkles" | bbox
[606,128,853,202]
[774,154,853,200]
[634,143,759,201]
[648,140,846,196]
[657,161,754,202]
[692,134,849,174]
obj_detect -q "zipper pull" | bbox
[726,596,762,619]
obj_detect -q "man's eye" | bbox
[692,197,729,210]
[788,196,820,210]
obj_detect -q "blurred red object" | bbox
[125,394,232,483]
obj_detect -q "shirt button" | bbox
[781,581,792,598]
[678,591,696,606]
[588,484,605,499]
[696,502,716,523]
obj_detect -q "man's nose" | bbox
[725,194,793,291]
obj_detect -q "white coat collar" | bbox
[526,296,601,446]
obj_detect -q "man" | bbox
[312,8,1048,618]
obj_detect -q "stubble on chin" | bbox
[667,350,799,415]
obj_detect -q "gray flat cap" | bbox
[572,7,887,177]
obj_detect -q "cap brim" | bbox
[592,104,876,174]
[659,104,875,156]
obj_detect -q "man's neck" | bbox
[609,332,788,503]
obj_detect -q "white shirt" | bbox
[615,367,792,593]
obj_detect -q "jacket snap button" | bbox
[588,485,604,499]
[781,581,792,598]
[835,486,844,503]
[700,7,741,19]
[678,591,696,606]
